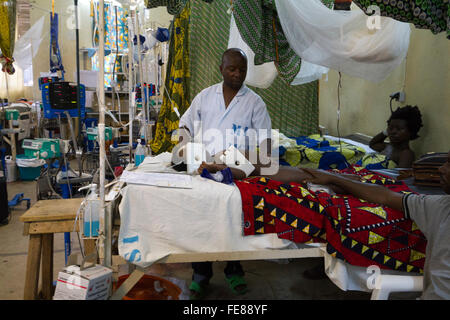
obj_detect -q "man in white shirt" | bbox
[179,48,272,157]
[178,48,272,299]
[302,150,450,300]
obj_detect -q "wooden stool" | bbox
[20,198,96,300]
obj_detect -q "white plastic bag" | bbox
[291,59,329,85]
[228,14,278,89]
[13,16,45,72]
[16,157,45,168]
[275,0,411,83]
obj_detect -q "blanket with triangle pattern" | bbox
[235,166,427,273]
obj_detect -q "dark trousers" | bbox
[192,261,244,284]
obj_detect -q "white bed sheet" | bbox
[323,250,422,293]
[118,153,298,268]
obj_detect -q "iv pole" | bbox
[74,0,81,141]
[97,0,110,267]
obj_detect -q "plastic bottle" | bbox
[83,184,100,238]
[135,139,146,166]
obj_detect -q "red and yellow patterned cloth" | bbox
[235,166,427,273]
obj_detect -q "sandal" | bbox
[226,275,248,295]
[189,280,208,300]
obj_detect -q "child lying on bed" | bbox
[369,105,423,168]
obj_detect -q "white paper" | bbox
[120,170,193,189]
[75,70,98,88]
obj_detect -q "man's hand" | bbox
[197,162,227,174]
[301,168,338,185]
[302,168,404,212]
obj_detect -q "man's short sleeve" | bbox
[403,193,450,238]
[179,94,201,136]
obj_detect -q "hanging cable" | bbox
[336,72,343,154]
[111,5,119,117]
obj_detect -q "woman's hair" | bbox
[388,105,423,140]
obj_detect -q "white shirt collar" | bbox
[216,82,248,97]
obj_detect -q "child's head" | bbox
[387,105,423,143]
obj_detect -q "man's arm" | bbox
[302,168,404,212]
[369,131,388,152]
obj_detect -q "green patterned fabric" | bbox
[354,0,450,39]
[250,79,318,137]
[232,0,301,84]
[150,3,191,154]
[188,0,228,101]
[145,0,213,15]
[279,134,366,169]
[229,0,334,84]
[145,0,188,15]
[357,153,397,169]
[0,0,16,74]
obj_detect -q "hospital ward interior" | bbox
[0,0,449,302]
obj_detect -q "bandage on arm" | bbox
[219,146,256,178]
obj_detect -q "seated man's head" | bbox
[439,151,450,194]
[220,48,248,90]
[387,105,423,145]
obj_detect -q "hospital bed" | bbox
[111,152,323,297]
[110,148,432,300]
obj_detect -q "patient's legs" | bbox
[192,262,213,284]
[224,261,244,278]
[192,261,244,283]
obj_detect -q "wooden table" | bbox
[20,198,95,300]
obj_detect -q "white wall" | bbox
[29,0,92,100]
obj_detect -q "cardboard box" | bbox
[53,264,112,300]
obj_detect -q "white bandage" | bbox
[219,145,255,178]
[172,142,207,175]
[185,143,207,175]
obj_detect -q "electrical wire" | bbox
[112,5,119,119]
[336,72,343,154]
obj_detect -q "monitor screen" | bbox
[48,82,80,110]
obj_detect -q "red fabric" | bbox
[235,167,427,273]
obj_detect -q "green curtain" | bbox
[0,0,17,74]
[232,0,301,84]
